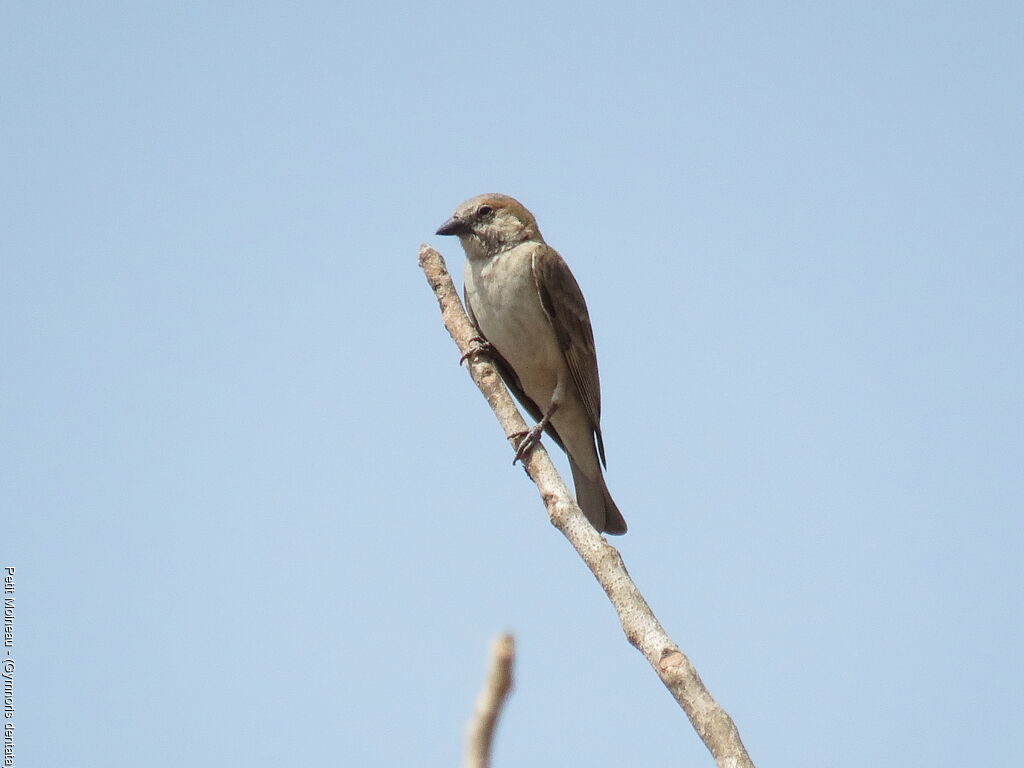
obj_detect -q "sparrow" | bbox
[436,194,627,535]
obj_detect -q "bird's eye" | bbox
[476,205,494,218]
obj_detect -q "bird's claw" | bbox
[511,424,545,465]
[459,337,493,366]
[510,403,558,465]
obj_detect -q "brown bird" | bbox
[436,194,626,535]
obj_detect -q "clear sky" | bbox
[3,2,1022,766]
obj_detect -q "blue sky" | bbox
[3,2,1022,766]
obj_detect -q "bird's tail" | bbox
[569,458,627,535]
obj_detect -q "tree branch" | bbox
[464,634,516,768]
[420,244,756,768]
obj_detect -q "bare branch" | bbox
[420,244,755,768]
[464,634,516,768]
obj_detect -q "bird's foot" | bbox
[459,337,493,366]
[510,423,546,465]
[510,403,558,465]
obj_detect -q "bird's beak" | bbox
[436,216,468,236]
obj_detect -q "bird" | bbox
[436,194,627,535]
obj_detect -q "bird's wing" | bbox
[464,283,567,453]
[531,244,607,466]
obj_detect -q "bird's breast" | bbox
[465,247,564,406]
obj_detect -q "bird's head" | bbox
[436,194,543,260]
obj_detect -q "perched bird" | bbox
[436,194,627,535]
